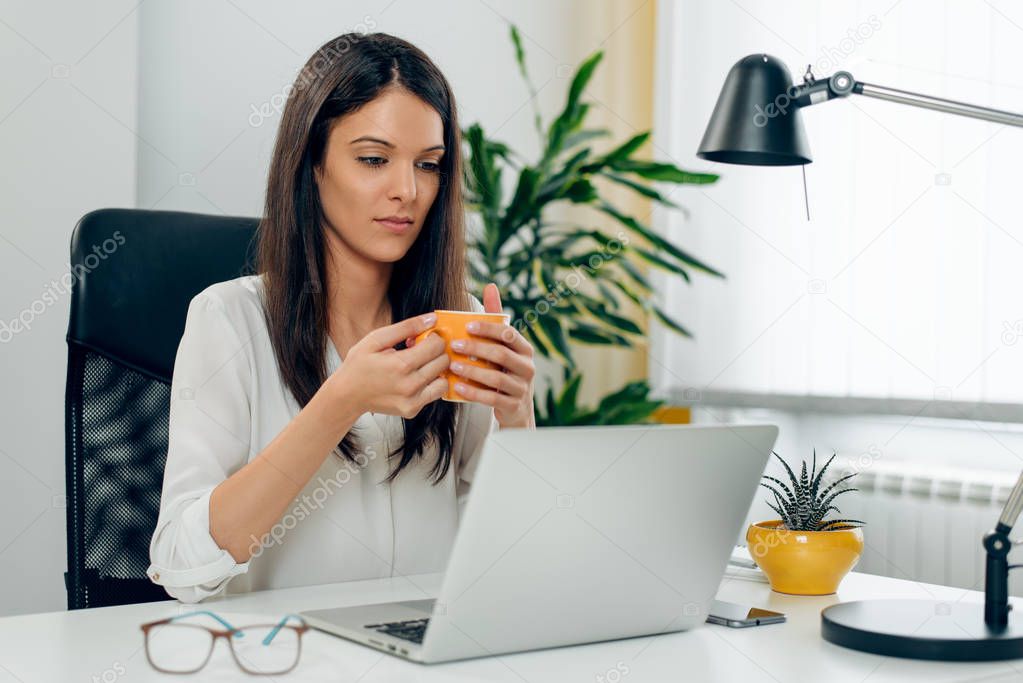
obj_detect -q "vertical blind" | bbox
[650,0,1023,405]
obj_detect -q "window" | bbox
[650,0,1023,409]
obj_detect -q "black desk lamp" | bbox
[698,54,1023,661]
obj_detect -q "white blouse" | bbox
[147,274,496,603]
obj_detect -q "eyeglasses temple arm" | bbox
[262,614,306,646]
[169,610,243,634]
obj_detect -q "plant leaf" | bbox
[544,384,559,425]
[772,452,802,493]
[810,451,838,502]
[510,26,528,82]
[563,178,599,204]
[499,168,542,245]
[628,244,692,282]
[541,51,603,167]
[617,258,653,293]
[532,312,573,367]
[596,380,650,411]
[761,477,798,508]
[577,299,643,335]
[562,128,611,150]
[579,131,650,173]
[567,322,632,346]
[598,203,724,277]
[818,519,865,530]
[595,279,620,309]
[817,487,858,514]
[608,158,719,184]
[604,131,650,164]
[650,304,694,338]
[814,473,857,509]
[519,318,551,358]
[558,372,583,415]
[599,171,680,207]
[602,400,664,424]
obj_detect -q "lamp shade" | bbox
[697,54,812,166]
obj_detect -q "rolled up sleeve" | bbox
[147,290,254,603]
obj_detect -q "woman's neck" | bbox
[323,236,394,351]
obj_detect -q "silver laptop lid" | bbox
[421,423,778,662]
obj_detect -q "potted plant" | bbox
[462,26,722,423]
[535,367,665,426]
[747,450,865,595]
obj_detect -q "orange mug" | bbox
[414,309,511,402]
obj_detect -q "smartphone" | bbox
[706,599,786,628]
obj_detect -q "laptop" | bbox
[302,423,779,663]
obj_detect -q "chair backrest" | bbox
[64,208,258,609]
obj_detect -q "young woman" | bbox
[147,33,535,603]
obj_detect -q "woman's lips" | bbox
[375,218,413,233]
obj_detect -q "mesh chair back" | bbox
[64,208,257,609]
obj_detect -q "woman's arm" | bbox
[208,372,362,562]
[208,313,448,563]
[149,295,447,602]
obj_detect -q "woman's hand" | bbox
[328,313,450,419]
[449,283,536,429]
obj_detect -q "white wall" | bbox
[0,0,641,617]
[135,0,600,217]
[0,1,139,617]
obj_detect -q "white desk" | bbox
[2,571,1022,682]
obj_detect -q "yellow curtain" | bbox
[566,0,657,407]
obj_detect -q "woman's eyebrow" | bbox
[349,135,445,152]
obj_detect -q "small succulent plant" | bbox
[761,450,864,532]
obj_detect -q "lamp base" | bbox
[822,600,1023,661]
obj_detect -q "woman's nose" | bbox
[388,164,417,203]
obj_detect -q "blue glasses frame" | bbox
[140,610,309,675]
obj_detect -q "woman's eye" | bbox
[357,157,440,172]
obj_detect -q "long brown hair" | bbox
[256,33,468,483]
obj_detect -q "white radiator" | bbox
[829,460,1023,596]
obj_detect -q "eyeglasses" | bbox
[140,610,309,675]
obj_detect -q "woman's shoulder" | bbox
[188,274,267,332]
[192,274,264,310]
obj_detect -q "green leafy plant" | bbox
[462,25,723,369]
[760,450,865,532]
[535,367,665,426]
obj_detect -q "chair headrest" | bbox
[67,208,259,381]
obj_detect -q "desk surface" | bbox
[2,571,1022,682]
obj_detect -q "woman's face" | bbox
[314,87,445,266]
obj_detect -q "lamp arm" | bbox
[790,69,1023,128]
[981,469,1023,629]
[998,470,1023,531]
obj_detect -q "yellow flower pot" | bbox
[746,520,864,595]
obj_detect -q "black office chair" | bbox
[64,208,258,610]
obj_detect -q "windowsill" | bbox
[666,388,1023,425]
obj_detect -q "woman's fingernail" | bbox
[466,321,479,332]
[450,361,465,373]
[455,382,468,394]
[451,340,466,351]
[422,313,437,327]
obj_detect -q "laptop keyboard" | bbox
[365,618,430,644]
